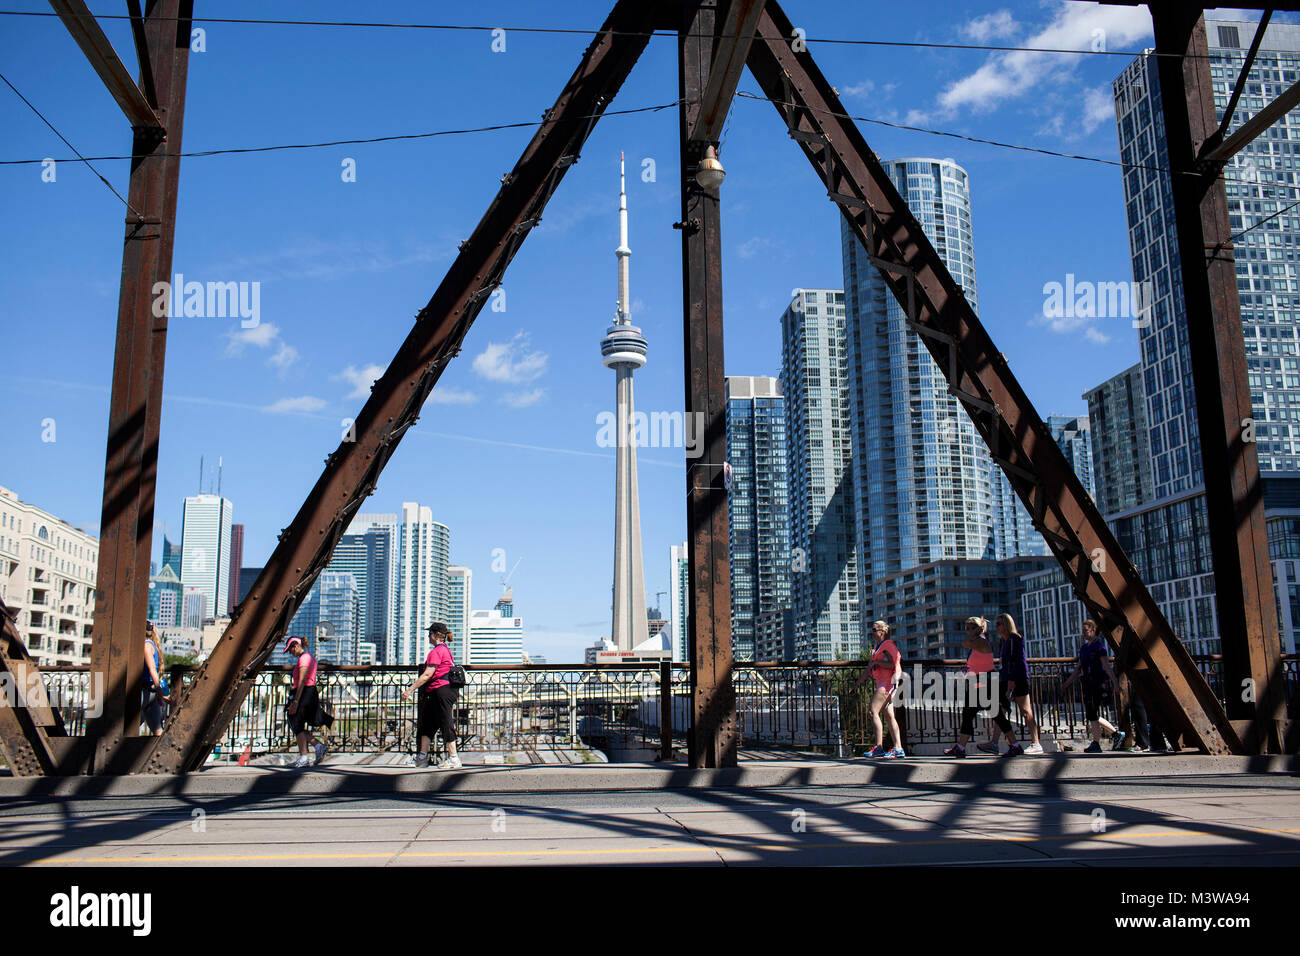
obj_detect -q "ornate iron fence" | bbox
[28,655,1299,758]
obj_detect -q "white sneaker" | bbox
[290,755,311,768]
[437,755,463,771]
[1023,743,1044,755]
[314,742,328,765]
[414,752,430,768]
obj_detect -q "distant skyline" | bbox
[6,2,1299,663]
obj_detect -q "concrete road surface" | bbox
[2,769,1298,866]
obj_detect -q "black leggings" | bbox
[958,674,1013,738]
[418,684,458,746]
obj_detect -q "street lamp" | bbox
[695,144,725,190]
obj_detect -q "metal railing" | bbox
[28,655,1300,758]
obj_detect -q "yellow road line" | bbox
[19,826,1300,864]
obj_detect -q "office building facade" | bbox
[468,607,524,665]
[180,494,234,620]
[669,542,689,662]
[447,565,472,663]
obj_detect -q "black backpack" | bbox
[446,663,467,688]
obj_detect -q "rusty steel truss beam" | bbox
[680,0,737,768]
[134,0,660,774]
[746,0,1242,753]
[0,600,64,776]
[49,0,163,130]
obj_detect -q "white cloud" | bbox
[225,321,301,374]
[225,321,279,354]
[961,10,1020,43]
[841,79,875,98]
[426,386,479,405]
[268,342,300,370]
[501,388,546,408]
[938,3,1152,115]
[472,331,548,384]
[337,363,386,399]
[264,395,326,414]
[1080,85,1115,134]
[1084,326,1112,345]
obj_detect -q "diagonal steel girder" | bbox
[746,0,1241,754]
[133,0,660,775]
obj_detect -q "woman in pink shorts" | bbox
[854,620,904,758]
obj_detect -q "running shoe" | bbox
[884,747,905,759]
[1001,743,1024,758]
[1084,741,1102,753]
[1110,731,1127,751]
[867,745,887,758]
[414,752,430,768]
[976,741,1000,756]
[1129,744,1148,753]
[437,755,463,771]
[314,741,328,766]
[943,744,966,758]
[1023,742,1044,755]
[290,755,311,769]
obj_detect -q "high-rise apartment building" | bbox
[180,494,233,620]
[324,513,398,665]
[1115,18,1300,493]
[780,288,859,660]
[396,502,450,666]
[1084,365,1154,516]
[725,375,791,662]
[447,565,472,663]
[1047,415,1096,500]
[0,485,98,666]
[840,158,1046,656]
[669,542,689,663]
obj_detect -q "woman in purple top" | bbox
[401,622,461,770]
[994,613,1042,756]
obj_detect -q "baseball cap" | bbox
[283,636,303,653]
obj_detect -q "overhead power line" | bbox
[0,7,1235,60]
[0,68,140,215]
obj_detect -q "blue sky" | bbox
[0,2,1283,661]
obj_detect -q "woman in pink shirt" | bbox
[944,616,1014,757]
[401,622,461,770]
[853,620,904,758]
[285,636,328,768]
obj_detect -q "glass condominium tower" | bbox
[725,375,791,662]
[780,289,859,660]
[1114,18,1300,494]
[841,158,1046,648]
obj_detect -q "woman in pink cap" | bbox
[285,636,327,768]
[853,620,904,758]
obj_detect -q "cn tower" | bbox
[602,153,650,652]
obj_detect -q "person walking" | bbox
[285,636,328,768]
[852,621,904,759]
[1064,619,1124,752]
[993,613,1042,756]
[401,622,462,770]
[944,616,1016,757]
[141,624,166,736]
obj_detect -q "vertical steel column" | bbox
[1151,4,1286,752]
[87,0,191,771]
[679,0,737,768]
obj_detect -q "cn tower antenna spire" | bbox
[616,150,631,325]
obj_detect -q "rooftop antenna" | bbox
[218,456,223,498]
